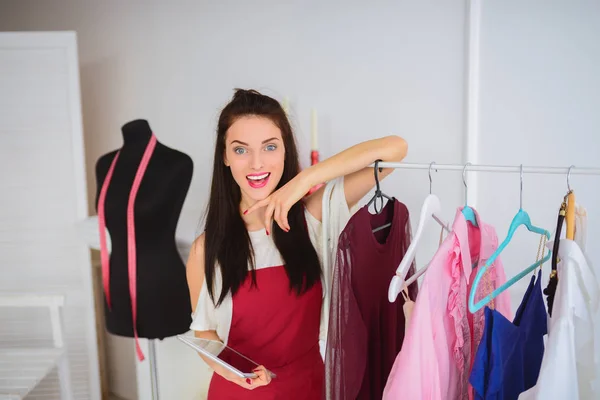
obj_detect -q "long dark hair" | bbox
[203,89,322,306]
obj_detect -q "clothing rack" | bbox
[368,162,600,175]
[320,162,600,281]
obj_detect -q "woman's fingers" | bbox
[243,191,292,234]
[244,197,268,216]
[263,202,276,235]
[252,365,272,385]
[274,204,286,232]
[282,205,291,232]
[231,377,255,390]
[231,365,272,390]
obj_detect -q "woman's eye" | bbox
[265,144,277,151]
[234,147,246,155]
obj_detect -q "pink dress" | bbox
[383,207,512,400]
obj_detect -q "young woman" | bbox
[186,89,408,399]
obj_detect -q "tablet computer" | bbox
[177,335,276,380]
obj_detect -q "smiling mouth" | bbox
[246,172,271,189]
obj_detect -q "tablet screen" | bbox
[196,337,260,372]
[178,336,272,379]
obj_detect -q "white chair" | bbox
[0,294,73,400]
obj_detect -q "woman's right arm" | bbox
[186,234,221,342]
[186,234,271,389]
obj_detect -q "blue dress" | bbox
[469,270,547,399]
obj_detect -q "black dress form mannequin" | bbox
[95,119,193,340]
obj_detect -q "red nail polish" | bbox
[246,378,252,385]
[243,210,248,215]
[266,229,269,236]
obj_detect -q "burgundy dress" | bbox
[324,199,417,400]
[207,251,324,399]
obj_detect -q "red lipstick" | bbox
[246,172,270,189]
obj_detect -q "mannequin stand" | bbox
[149,340,160,400]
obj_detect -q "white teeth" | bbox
[247,173,269,181]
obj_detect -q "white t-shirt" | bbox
[190,177,352,356]
[519,205,600,400]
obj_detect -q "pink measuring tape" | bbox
[97,135,157,362]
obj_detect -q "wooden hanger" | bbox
[565,165,575,240]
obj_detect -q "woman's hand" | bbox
[229,365,273,390]
[244,173,312,233]
[204,355,272,390]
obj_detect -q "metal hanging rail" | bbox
[370,162,600,176]
[320,162,600,286]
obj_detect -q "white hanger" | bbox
[388,163,450,302]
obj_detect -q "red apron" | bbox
[207,265,323,399]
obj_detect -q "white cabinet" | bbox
[0,32,100,400]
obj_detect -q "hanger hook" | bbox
[373,160,382,213]
[463,162,471,205]
[567,165,574,193]
[520,164,524,210]
[428,161,436,194]
[374,160,382,191]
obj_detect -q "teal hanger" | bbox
[468,164,551,313]
[462,163,478,227]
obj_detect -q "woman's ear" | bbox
[224,152,230,167]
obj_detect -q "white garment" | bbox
[574,203,587,254]
[190,177,352,356]
[519,209,599,399]
[315,177,353,356]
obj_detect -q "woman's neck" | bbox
[240,197,267,231]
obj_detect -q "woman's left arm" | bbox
[245,135,407,231]
[302,135,407,221]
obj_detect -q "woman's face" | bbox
[224,115,285,205]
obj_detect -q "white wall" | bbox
[475,0,600,311]
[0,1,469,399]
